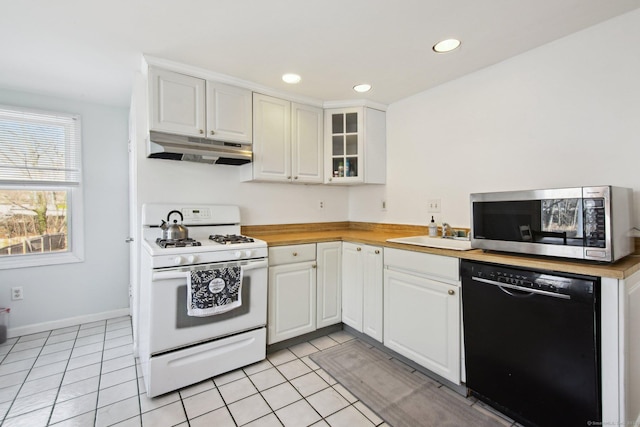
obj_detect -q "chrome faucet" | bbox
[442,222,450,237]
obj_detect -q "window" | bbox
[0,105,83,269]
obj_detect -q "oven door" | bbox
[148,258,268,354]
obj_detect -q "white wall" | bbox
[0,89,130,332]
[349,9,640,229]
[135,159,349,225]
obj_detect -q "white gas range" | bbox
[137,203,268,397]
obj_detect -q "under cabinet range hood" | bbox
[147,131,252,165]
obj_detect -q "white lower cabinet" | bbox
[342,242,383,342]
[267,242,341,344]
[316,242,342,328]
[383,248,461,384]
[268,244,316,344]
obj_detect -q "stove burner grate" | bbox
[156,238,202,248]
[209,234,255,245]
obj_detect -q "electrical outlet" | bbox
[381,200,387,211]
[428,199,441,213]
[318,200,324,209]
[11,286,23,300]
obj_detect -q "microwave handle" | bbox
[152,259,268,281]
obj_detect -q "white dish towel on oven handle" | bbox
[187,263,243,317]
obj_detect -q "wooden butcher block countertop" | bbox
[242,222,640,280]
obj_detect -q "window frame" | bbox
[0,105,84,270]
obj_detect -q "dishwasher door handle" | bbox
[472,276,571,300]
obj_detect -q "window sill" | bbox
[0,251,84,270]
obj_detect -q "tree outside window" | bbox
[0,105,82,265]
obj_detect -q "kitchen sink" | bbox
[386,235,473,251]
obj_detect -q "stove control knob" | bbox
[245,250,252,258]
[187,255,197,263]
[234,251,243,258]
[173,256,183,265]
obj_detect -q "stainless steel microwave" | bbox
[470,186,633,262]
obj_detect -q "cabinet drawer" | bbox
[269,244,316,266]
[384,248,459,283]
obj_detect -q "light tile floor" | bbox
[0,316,515,426]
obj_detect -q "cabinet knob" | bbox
[448,289,455,295]
[292,252,298,256]
[199,129,204,134]
[375,250,380,254]
[356,247,362,251]
[312,264,317,269]
[287,176,291,180]
[210,130,215,135]
[294,176,298,180]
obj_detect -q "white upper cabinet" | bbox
[251,94,291,181]
[246,93,323,183]
[148,67,252,144]
[324,107,386,184]
[291,103,323,183]
[205,82,252,143]
[149,67,206,137]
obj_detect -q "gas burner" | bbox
[209,234,255,245]
[155,238,202,248]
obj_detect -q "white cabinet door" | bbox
[384,268,460,384]
[363,245,383,342]
[292,103,323,183]
[341,242,363,332]
[268,261,316,344]
[252,94,291,182]
[317,242,342,328]
[341,242,383,341]
[246,96,323,184]
[206,82,252,143]
[324,107,386,185]
[149,68,206,137]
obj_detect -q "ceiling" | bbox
[1,0,639,108]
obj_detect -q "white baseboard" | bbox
[7,307,131,338]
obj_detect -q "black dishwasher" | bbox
[461,260,601,427]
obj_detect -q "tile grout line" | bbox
[46,321,104,427]
[1,329,53,424]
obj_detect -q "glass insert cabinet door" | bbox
[326,108,364,182]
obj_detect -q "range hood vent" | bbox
[147,131,252,165]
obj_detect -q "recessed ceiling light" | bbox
[282,73,301,84]
[432,39,461,53]
[353,84,372,93]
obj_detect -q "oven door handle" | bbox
[152,259,268,281]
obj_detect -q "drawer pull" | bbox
[357,247,362,252]
[448,289,455,295]
[292,252,298,256]
[375,250,380,254]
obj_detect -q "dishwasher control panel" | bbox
[465,261,598,300]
